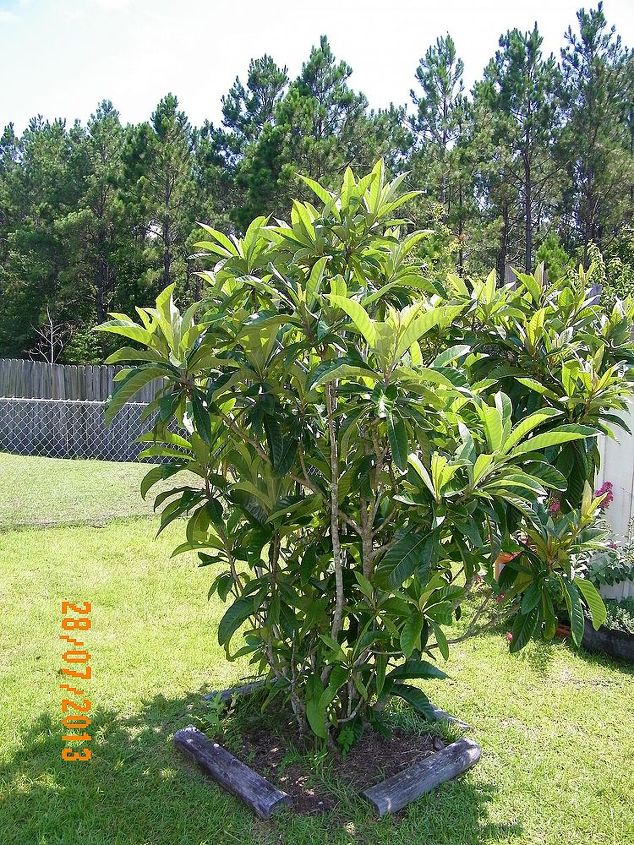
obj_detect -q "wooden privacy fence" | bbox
[0,358,157,402]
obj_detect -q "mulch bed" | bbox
[232,721,444,815]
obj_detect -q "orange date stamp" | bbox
[59,601,92,761]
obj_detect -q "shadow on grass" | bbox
[0,688,523,845]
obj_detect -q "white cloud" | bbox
[0,10,18,23]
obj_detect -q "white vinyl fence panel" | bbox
[596,404,634,539]
[595,403,634,600]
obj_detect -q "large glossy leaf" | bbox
[307,357,377,390]
[395,305,464,359]
[510,425,596,456]
[509,606,539,652]
[191,393,213,447]
[480,403,503,451]
[105,366,165,424]
[327,295,376,347]
[523,461,568,491]
[400,612,424,658]
[218,594,257,647]
[105,347,162,364]
[575,578,607,631]
[140,463,186,499]
[431,344,470,368]
[305,675,328,739]
[502,408,562,452]
[563,581,585,646]
[263,413,284,469]
[377,531,435,588]
[388,659,447,681]
[96,318,153,346]
[391,683,436,720]
[387,413,408,470]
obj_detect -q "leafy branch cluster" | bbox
[100,162,634,741]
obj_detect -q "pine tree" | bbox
[124,94,197,299]
[409,34,475,271]
[220,55,288,159]
[476,25,561,272]
[559,2,634,263]
[0,117,79,357]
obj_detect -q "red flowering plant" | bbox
[497,482,615,648]
[594,481,614,509]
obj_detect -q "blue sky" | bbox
[1,0,633,132]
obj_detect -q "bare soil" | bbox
[233,720,443,815]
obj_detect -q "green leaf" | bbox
[400,612,424,658]
[327,295,376,347]
[298,174,334,206]
[562,360,581,396]
[105,366,165,424]
[388,659,447,681]
[480,402,503,451]
[523,461,568,491]
[105,347,161,364]
[263,413,284,469]
[217,594,256,647]
[514,377,560,401]
[191,393,213,447]
[563,581,585,647]
[140,463,185,499]
[96,318,153,346]
[354,571,374,600]
[431,622,449,659]
[514,269,541,303]
[391,683,436,720]
[306,675,328,739]
[395,305,464,360]
[387,413,408,470]
[520,583,541,614]
[431,344,470,368]
[228,490,268,526]
[407,454,436,497]
[307,357,377,390]
[306,256,328,304]
[321,664,348,709]
[375,653,387,697]
[510,425,596,456]
[377,531,435,588]
[509,607,539,653]
[502,408,562,453]
[575,578,607,631]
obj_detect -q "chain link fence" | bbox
[0,398,158,462]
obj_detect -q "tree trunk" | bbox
[498,201,509,282]
[524,152,532,272]
[457,177,464,273]
[163,218,172,287]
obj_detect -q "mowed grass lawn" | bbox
[0,455,632,845]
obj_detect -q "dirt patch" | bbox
[232,720,443,815]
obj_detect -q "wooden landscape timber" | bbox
[360,737,482,816]
[173,725,290,819]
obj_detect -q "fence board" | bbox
[0,358,158,403]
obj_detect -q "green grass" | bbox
[1,455,633,845]
[0,453,155,528]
